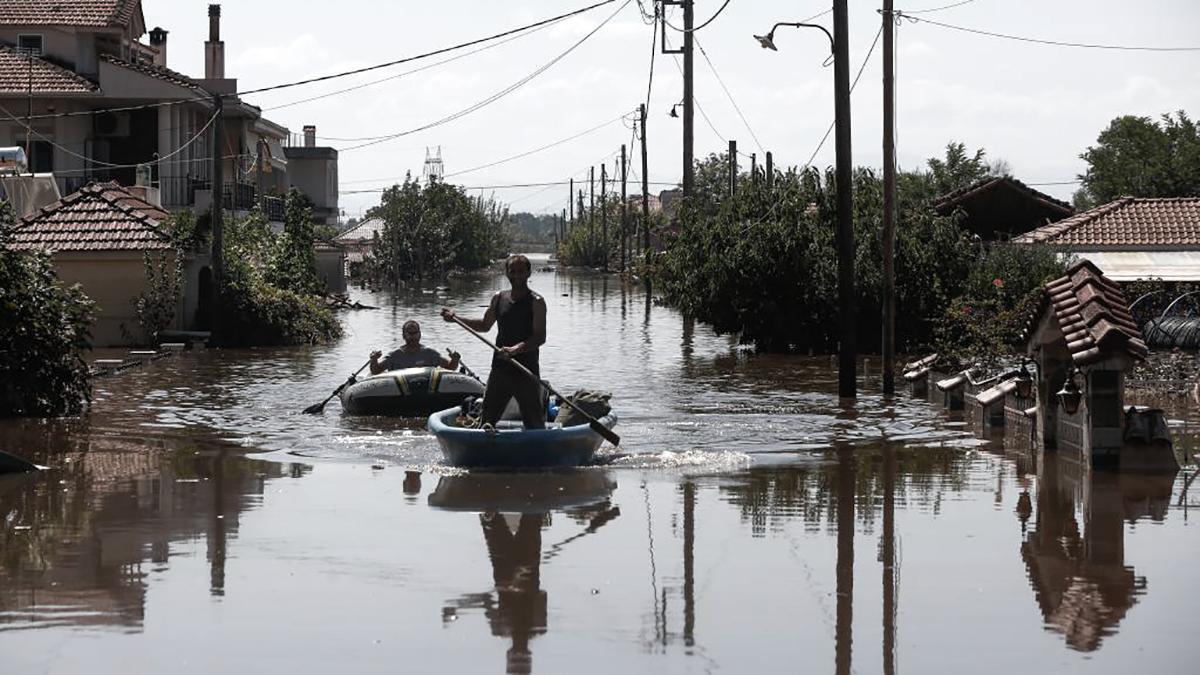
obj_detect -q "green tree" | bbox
[266,188,323,296]
[0,202,95,417]
[926,141,992,196]
[1076,111,1200,207]
[367,177,509,283]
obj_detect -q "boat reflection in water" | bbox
[429,471,619,674]
[1020,452,1178,651]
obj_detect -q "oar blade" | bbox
[302,401,326,415]
[589,419,620,447]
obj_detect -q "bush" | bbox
[0,202,95,417]
[218,211,342,346]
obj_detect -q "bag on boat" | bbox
[555,389,612,427]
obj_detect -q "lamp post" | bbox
[755,2,856,399]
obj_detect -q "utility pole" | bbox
[589,165,595,243]
[750,153,757,186]
[766,151,774,190]
[639,104,651,293]
[661,1,693,199]
[209,93,225,346]
[561,208,567,243]
[25,49,32,172]
[882,0,897,396]
[728,140,737,197]
[683,0,694,199]
[834,0,856,400]
[620,143,628,273]
[601,162,608,271]
[569,177,575,229]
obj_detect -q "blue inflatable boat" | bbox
[427,406,618,468]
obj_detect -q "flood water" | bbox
[2,256,1197,674]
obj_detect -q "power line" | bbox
[904,0,979,13]
[663,0,733,33]
[262,12,567,116]
[694,35,764,154]
[343,178,678,194]
[802,24,884,170]
[663,32,725,142]
[0,101,218,170]
[445,111,635,179]
[18,0,621,122]
[902,13,1200,51]
[337,0,634,153]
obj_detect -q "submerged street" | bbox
[1,258,1197,674]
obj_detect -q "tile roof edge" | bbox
[0,45,100,92]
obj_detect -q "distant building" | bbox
[0,1,337,226]
[933,176,1074,241]
[334,216,384,278]
[1012,197,1200,282]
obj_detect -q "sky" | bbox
[150,0,1200,219]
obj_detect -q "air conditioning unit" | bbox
[94,111,131,138]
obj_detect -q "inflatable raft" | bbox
[339,366,485,416]
[427,406,618,468]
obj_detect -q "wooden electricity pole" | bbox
[601,162,608,271]
[640,103,651,293]
[209,93,225,346]
[621,143,628,273]
[882,0,898,396]
[728,140,737,197]
[834,0,857,400]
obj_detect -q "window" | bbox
[17,34,44,57]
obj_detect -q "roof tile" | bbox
[11,181,172,252]
[0,0,139,28]
[0,46,98,94]
[1012,197,1200,246]
[1024,259,1147,365]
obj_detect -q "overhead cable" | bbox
[694,35,764,153]
[20,0,621,122]
[338,0,634,153]
[903,14,1200,51]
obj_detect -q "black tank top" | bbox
[493,290,539,371]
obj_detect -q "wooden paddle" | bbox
[447,314,620,447]
[0,449,40,474]
[302,359,372,414]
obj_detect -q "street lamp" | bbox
[754,3,856,399]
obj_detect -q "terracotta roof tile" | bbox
[1024,259,1147,366]
[11,181,172,252]
[0,46,98,94]
[0,0,140,28]
[99,53,204,92]
[1012,197,1200,246]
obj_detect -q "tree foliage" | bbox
[217,209,342,346]
[1076,111,1200,207]
[651,144,1065,357]
[266,189,324,296]
[0,202,94,417]
[365,177,509,283]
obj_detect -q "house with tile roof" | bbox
[1012,196,1200,281]
[9,180,208,346]
[932,176,1075,241]
[0,2,337,228]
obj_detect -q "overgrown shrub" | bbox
[0,202,94,417]
[366,177,509,283]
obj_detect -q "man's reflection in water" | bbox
[480,511,548,674]
[1021,454,1176,651]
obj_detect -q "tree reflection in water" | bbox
[432,472,618,674]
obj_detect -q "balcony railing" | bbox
[55,173,285,220]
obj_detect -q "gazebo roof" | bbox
[1025,259,1147,366]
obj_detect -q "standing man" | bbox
[442,254,547,429]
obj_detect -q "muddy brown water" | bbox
[2,256,1197,674]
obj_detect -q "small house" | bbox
[933,176,1074,241]
[9,181,206,346]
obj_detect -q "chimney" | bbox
[304,125,316,148]
[204,4,224,79]
[149,27,168,66]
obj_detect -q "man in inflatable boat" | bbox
[442,254,547,430]
[369,319,461,374]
